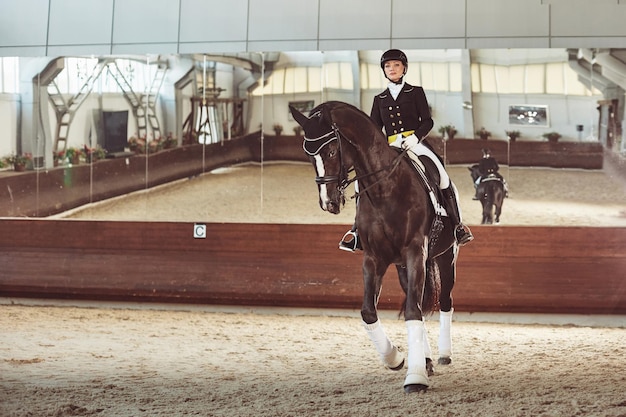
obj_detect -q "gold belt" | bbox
[387,130,415,144]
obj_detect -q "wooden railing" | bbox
[0,135,603,217]
[0,219,623,315]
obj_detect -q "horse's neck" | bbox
[352,143,402,191]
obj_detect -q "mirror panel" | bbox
[0,50,621,226]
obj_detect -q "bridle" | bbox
[303,122,408,200]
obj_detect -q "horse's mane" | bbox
[312,101,388,152]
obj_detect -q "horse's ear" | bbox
[289,106,309,127]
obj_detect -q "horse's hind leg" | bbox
[495,202,502,223]
[437,247,457,365]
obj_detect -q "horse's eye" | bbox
[329,149,337,158]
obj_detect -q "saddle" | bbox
[480,173,503,184]
[392,146,448,217]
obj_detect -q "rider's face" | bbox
[383,60,405,83]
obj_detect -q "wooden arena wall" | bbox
[0,219,624,315]
[0,135,603,218]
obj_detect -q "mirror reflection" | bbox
[0,49,624,226]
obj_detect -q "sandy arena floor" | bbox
[1,304,625,417]
[57,163,626,227]
[2,162,625,416]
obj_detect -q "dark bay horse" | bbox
[290,101,460,393]
[469,164,505,224]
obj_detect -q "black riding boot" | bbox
[442,185,474,246]
[339,224,362,252]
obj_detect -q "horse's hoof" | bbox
[388,359,405,371]
[426,358,435,376]
[438,356,452,365]
[404,384,428,394]
[383,345,405,371]
[404,372,429,392]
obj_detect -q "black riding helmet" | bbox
[380,49,408,81]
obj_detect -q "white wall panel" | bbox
[467,0,548,38]
[248,0,318,41]
[179,0,248,43]
[550,0,626,37]
[393,38,467,50]
[111,43,179,55]
[46,45,113,56]
[247,40,318,53]
[392,0,466,39]
[551,37,626,49]
[0,0,49,47]
[178,42,249,54]
[48,0,114,46]
[466,37,550,49]
[0,0,625,53]
[112,0,180,44]
[319,0,391,40]
[319,39,390,51]
[0,47,47,57]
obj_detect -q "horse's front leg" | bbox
[397,264,434,377]
[403,251,430,393]
[361,256,404,371]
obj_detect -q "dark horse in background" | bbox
[290,101,461,393]
[469,164,505,224]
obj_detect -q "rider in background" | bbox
[340,49,474,252]
[473,148,509,199]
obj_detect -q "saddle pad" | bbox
[405,152,448,217]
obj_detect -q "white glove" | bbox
[402,133,419,149]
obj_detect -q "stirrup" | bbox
[339,230,360,252]
[455,225,474,246]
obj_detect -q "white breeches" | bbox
[389,134,450,189]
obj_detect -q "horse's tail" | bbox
[399,259,442,318]
[423,259,442,314]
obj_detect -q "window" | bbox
[52,57,156,94]
[471,62,595,96]
[1,57,19,93]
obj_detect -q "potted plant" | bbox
[128,135,146,154]
[543,131,561,143]
[84,145,107,162]
[273,124,283,136]
[438,125,457,140]
[162,133,177,149]
[53,150,66,166]
[65,147,83,164]
[293,125,303,137]
[476,127,491,140]
[505,130,521,142]
[4,152,32,171]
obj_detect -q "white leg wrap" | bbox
[438,309,453,358]
[363,320,404,369]
[405,320,429,387]
[423,323,432,360]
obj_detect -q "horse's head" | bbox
[289,102,354,214]
[468,164,480,182]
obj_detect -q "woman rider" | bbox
[340,49,474,251]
